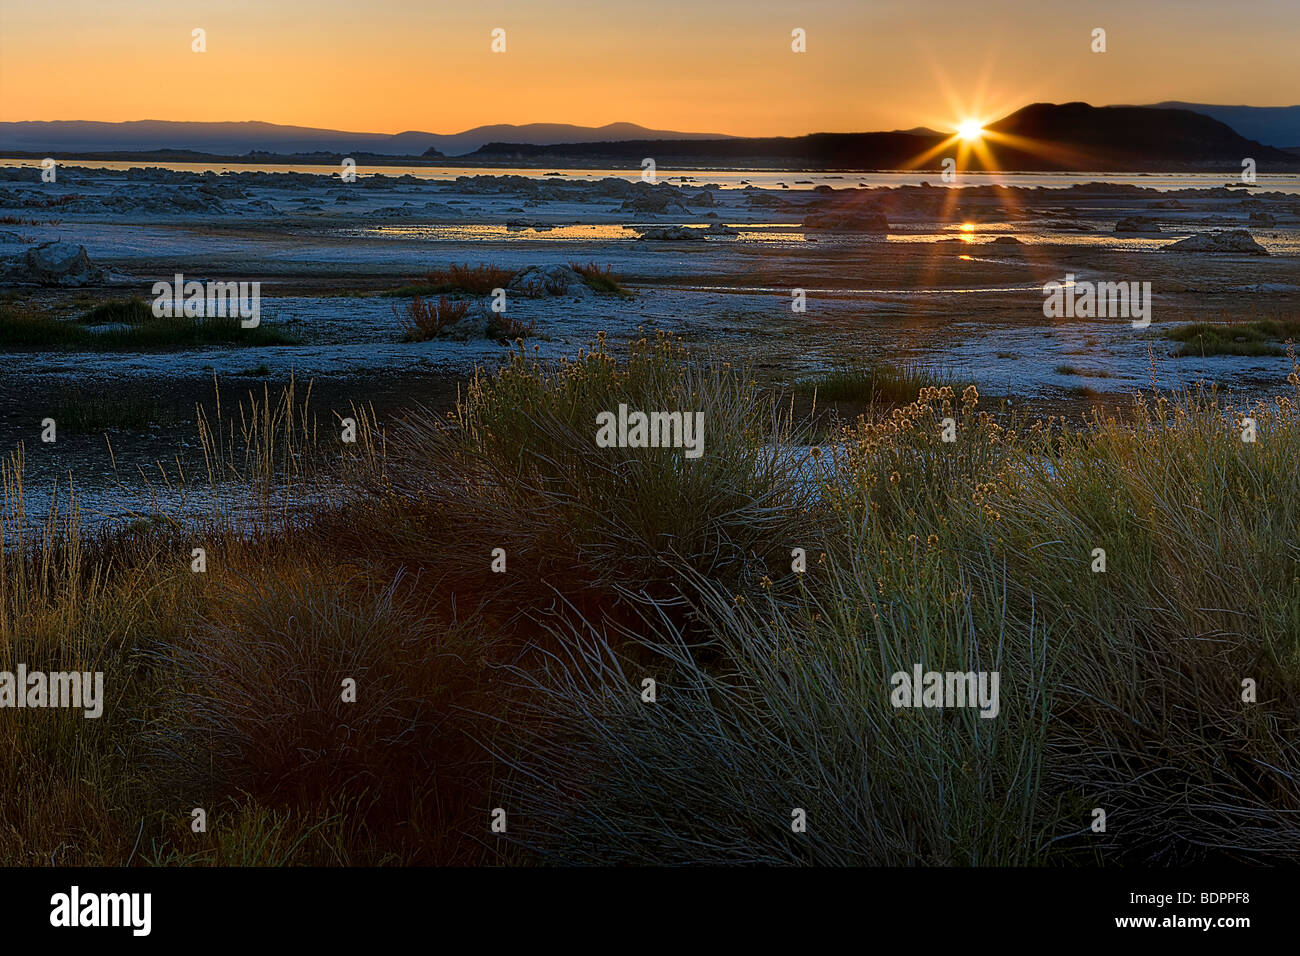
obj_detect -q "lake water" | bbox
[3,158,1299,194]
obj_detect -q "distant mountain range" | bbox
[2,104,1296,170]
[0,120,731,157]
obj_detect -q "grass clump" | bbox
[394,295,537,343]
[569,261,633,298]
[429,263,516,294]
[395,295,471,342]
[0,300,301,350]
[501,373,1300,865]
[52,390,174,433]
[152,567,499,839]
[1066,384,1103,398]
[378,331,815,608]
[3,340,1300,866]
[78,297,154,325]
[381,284,439,298]
[490,312,537,341]
[796,359,957,405]
[1164,319,1300,357]
[385,263,517,297]
[1055,364,1115,378]
[0,302,87,347]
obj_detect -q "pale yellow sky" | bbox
[1,0,1296,135]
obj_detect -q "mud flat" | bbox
[2,164,1298,524]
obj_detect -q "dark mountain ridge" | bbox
[471,104,1299,171]
[0,119,732,157]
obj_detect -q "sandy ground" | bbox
[1,164,1298,526]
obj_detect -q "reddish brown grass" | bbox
[395,295,471,342]
[423,263,516,295]
[492,312,536,340]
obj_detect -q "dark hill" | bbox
[470,104,1299,171]
[986,102,1294,167]
[471,131,931,168]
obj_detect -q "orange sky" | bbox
[2,0,1296,136]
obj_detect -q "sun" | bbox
[956,120,985,142]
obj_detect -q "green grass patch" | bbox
[569,261,633,298]
[78,297,155,325]
[1055,364,1116,378]
[796,360,958,405]
[51,390,177,433]
[1164,319,1300,357]
[0,300,302,350]
[0,305,88,348]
